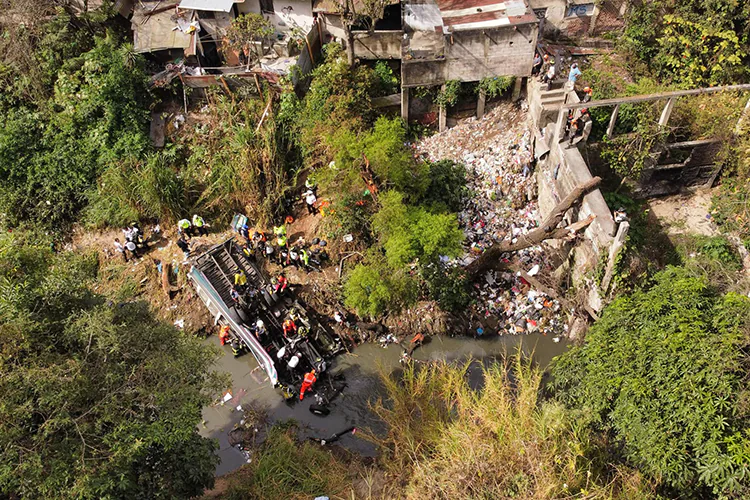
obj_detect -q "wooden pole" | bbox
[606,104,620,139]
[305,33,315,64]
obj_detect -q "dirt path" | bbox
[647,189,718,236]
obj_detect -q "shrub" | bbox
[420,159,467,213]
[372,190,463,268]
[551,266,750,496]
[343,252,418,318]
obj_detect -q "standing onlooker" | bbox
[303,189,317,215]
[114,238,128,262]
[542,59,556,84]
[568,63,582,84]
[177,219,192,238]
[531,52,543,76]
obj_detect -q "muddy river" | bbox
[200,333,569,476]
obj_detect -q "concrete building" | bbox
[528,0,629,39]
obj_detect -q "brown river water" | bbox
[200,333,569,476]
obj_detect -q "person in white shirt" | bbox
[303,189,317,215]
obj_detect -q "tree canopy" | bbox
[0,232,223,499]
[551,266,750,497]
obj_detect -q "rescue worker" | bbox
[234,269,247,292]
[177,218,192,238]
[130,222,146,249]
[230,337,244,357]
[125,239,139,260]
[288,246,300,269]
[219,324,231,345]
[274,274,289,294]
[300,247,311,272]
[254,319,267,340]
[282,318,297,338]
[192,214,208,236]
[273,224,287,239]
[176,234,190,259]
[305,175,317,193]
[299,369,317,401]
[239,224,249,240]
[276,235,288,265]
[583,86,593,103]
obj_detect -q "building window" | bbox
[565,3,594,17]
[260,0,274,14]
[533,8,547,19]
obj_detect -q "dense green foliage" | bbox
[623,0,750,86]
[0,34,151,228]
[370,355,654,498]
[477,75,514,99]
[0,231,222,499]
[552,267,750,497]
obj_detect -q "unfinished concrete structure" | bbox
[401,0,538,126]
[528,81,750,311]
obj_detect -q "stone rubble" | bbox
[415,102,566,338]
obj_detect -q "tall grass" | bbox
[368,352,654,499]
[86,92,295,229]
[222,423,353,500]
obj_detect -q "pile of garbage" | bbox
[416,103,538,260]
[416,102,566,338]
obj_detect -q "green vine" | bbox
[435,80,461,109]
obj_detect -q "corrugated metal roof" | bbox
[438,0,535,31]
[405,0,535,33]
[132,8,195,53]
[179,0,237,12]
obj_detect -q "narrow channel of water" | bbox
[200,333,570,476]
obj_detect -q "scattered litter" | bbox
[222,392,233,403]
[415,103,565,337]
[343,234,354,243]
[174,318,185,329]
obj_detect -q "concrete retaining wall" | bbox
[530,80,617,309]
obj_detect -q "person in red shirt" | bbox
[299,369,317,401]
[274,274,289,294]
[282,318,297,338]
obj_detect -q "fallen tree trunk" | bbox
[467,177,601,278]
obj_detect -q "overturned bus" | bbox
[188,238,343,389]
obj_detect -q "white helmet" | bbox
[288,355,299,368]
[277,346,286,359]
[256,319,265,329]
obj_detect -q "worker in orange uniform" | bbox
[299,369,317,401]
[219,324,231,346]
